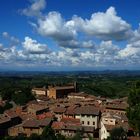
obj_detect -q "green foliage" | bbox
[0,102,13,114]
[12,88,35,105]
[27,133,41,140]
[56,134,67,140]
[71,131,82,140]
[127,81,140,133]
[41,125,57,140]
[0,73,138,101]
[107,127,127,140]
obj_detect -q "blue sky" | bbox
[0,0,140,71]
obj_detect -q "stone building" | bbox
[48,86,76,99]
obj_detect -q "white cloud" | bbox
[37,12,76,41]
[22,0,46,17]
[29,6,132,51]
[35,6,131,42]
[118,40,140,61]
[2,5,140,69]
[71,7,131,40]
[22,36,49,54]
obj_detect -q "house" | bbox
[60,125,94,140]
[104,101,128,114]
[60,117,81,126]
[74,106,100,129]
[4,109,22,126]
[8,118,52,137]
[32,88,47,96]
[0,110,22,135]
[64,105,79,118]
[68,92,88,100]
[100,112,129,140]
[100,121,115,140]
[0,114,11,135]
[48,86,76,99]
[27,104,49,116]
[53,106,66,121]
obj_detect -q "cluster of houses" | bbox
[0,84,139,139]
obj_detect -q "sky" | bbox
[0,0,140,71]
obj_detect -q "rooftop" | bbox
[23,118,52,128]
[75,106,100,116]
[28,104,48,112]
[53,107,66,113]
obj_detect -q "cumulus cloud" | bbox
[37,12,76,41]
[35,7,132,41]
[30,6,132,50]
[70,7,132,40]
[22,0,46,17]
[2,4,140,69]
[22,36,49,54]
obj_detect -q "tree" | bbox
[28,133,40,140]
[127,81,140,135]
[107,127,127,140]
[41,125,57,140]
[56,133,67,140]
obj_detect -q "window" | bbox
[82,121,84,124]
[93,122,95,125]
[87,121,90,125]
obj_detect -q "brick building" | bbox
[48,86,76,99]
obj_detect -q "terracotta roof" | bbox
[61,117,80,125]
[0,114,11,124]
[37,112,53,120]
[28,104,48,112]
[4,110,18,118]
[105,102,128,110]
[75,106,100,116]
[23,118,51,128]
[39,118,52,127]
[52,122,64,130]
[23,119,39,128]
[65,105,78,115]
[53,107,66,113]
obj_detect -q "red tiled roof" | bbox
[75,106,100,116]
[23,118,52,128]
[53,107,66,113]
[52,122,64,130]
[0,114,11,124]
[27,104,48,112]
[4,110,18,118]
[61,117,80,125]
